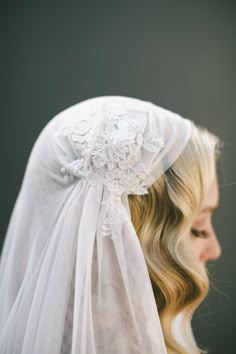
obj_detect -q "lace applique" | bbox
[100,193,130,241]
[55,101,165,196]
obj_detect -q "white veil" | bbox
[0,96,192,353]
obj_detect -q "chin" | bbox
[199,259,206,266]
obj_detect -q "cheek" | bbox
[185,234,204,259]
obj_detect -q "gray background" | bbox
[1,1,235,353]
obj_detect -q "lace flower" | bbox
[56,101,165,196]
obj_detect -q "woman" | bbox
[0,96,222,354]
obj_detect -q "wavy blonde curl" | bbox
[128,124,222,354]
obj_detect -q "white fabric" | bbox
[0,96,192,353]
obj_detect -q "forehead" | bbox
[201,175,219,213]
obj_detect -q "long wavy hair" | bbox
[128,124,222,354]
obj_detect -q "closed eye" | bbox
[191,228,208,238]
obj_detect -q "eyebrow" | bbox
[201,204,219,213]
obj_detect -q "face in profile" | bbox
[186,174,222,265]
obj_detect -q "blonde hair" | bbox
[128,124,222,354]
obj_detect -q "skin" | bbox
[186,174,222,265]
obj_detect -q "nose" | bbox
[202,227,222,262]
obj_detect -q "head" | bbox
[186,173,221,266]
[128,123,222,354]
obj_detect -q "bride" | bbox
[0,96,222,354]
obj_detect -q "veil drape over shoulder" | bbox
[0,96,192,354]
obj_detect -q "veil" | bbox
[0,96,192,353]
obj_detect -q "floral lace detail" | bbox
[100,193,130,241]
[55,101,165,196]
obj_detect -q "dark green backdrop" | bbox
[1,1,235,353]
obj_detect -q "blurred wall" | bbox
[1,1,235,353]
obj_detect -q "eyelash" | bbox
[191,228,208,239]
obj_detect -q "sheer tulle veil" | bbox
[0,96,192,353]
